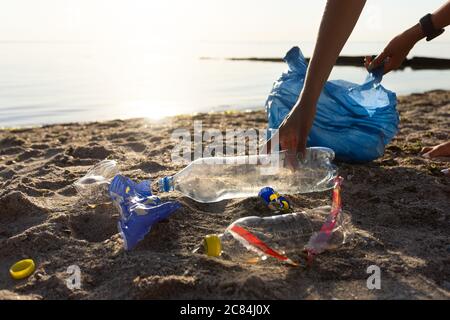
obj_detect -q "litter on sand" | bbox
[75,159,352,265]
[194,177,351,266]
[109,175,181,250]
[10,259,36,280]
[159,147,337,203]
[258,186,291,212]
[74,160,181,250]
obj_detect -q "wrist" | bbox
[404,23,425,44]
[420,13,446,41]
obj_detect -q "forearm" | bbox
[432,0,450,30]
[399,1,450,47]
[298,0,366,110]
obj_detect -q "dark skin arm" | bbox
[263,0,366,158]
[366,1,450,74]
[366,1,450,175]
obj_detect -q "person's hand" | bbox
[365,24,423,74]
[420,141,450,176]
[420,141,450,158]
[261,102,316,161]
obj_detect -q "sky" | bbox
[0,0,449,44]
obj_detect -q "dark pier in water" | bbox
[201,56,450,70]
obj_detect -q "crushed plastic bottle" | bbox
[74,159,119,203]
[109,175,181,250]
[159,147,337,203]
[73,160,181,250]
[194,177,350,266]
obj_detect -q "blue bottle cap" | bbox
[159,176,174,192]
[258,186,290,212]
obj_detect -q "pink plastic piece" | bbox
[305,176,344,264]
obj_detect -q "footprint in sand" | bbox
[0,146,26,156]
[133,275,196,299]
[121,142,147,153]
[0,167,16,180]
[148,135,163,143]
[144,145,173,157]
[16,149,44,162]
[107,131,139,141]
[32,179,70,191]
[0,191,48,238]
[0,136,25,148]
[30,143,51,150]
[69,206,118,243]
[57,185,78,197]
[71,145,113,160]
[132,160,167,173]
[44,147,65,158]
[16,184,49,197]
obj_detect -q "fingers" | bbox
[420,146,433,155]
[434,141,450,151]
[366,52,395,74]
[422,145,450,158]
[280,136,306,170]
[295,138,307,161]
[364,56,372,70]
[422,150,433,158]
[368,51,387,71]
[260,129,280,154]
[421,142,450,158]
[260,137,271,154]
[284,152,298,170]
[421,142,450,176]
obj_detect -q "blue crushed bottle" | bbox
[109,175,181,250]
[74,160,181,250]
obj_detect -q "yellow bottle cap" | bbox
[203,234,222,257]
[10,259,35,280]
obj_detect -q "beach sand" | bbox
[0,90,449,300]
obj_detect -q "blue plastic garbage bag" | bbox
[265,46,399,163]
[109,175,181,250]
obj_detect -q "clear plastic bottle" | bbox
[194,177,350,266]
[159,147,337,203]
[73,159,119,203]
[200,213,313,266]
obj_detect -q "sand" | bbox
[0,90,449,300]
